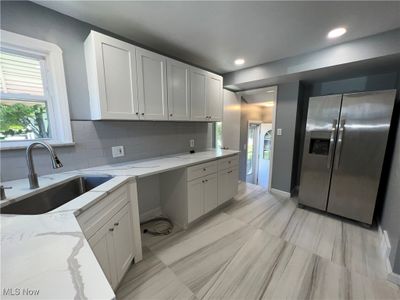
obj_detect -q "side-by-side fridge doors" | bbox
[327,90,396,224]
[299,95,342,211]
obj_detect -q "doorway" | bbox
[246,121,273,189]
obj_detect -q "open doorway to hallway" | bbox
[246,122,273,189]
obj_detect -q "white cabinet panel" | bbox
[136,48,168,120]
[85,31,139,120]
[88,221,117,289]
[206,74,223,121]
[190,68,208,121]
[111,204,135,283]
[204,173,218,213]
[218,166,239,205]
[188,177,205,222]
[167,59,190,120]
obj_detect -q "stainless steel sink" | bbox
[1,176,113,215]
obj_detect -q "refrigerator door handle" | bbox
[334,119,346,169]
[327,119,338,169]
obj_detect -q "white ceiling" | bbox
[34,1,400,74]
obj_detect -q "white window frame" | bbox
[0,30,73,149]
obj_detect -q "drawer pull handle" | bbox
[109,228,114,232]
[228,171,232,174]
[114,222,119,226]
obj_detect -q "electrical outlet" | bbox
[277,128,283,136]
[112,145,125,158]
[190,139,195,148]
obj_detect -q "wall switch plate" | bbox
[112,145,125,158]
[190,139,195,148]
[277,128,283,136]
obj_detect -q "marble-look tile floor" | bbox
[117,183,400,300]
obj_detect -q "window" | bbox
[0,30,72,149]
[215,121,222,149]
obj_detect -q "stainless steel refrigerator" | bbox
[299,89,396,224]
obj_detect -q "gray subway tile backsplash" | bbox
[1,120,212,182]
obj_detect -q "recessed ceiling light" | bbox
[327,27,347,39]
[234,58,245,66]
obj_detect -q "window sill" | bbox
[0,142,75,151]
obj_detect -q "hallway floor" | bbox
[116,183,400,300]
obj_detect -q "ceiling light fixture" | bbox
[327,27,347,39]
[234,58,245,66]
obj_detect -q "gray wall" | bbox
[271,82,301,193]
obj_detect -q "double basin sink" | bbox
[1,175,113,215]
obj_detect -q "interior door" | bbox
[136,48,168,120]
[95,33,139,119]
[167,59,190,121]
[246,123,260,184]
[190,68,207,121]
[257,123,273,188]
[298,95,342,211]
[327,90,396,224]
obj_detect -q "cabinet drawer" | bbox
[77,184,129,239]
[218,154,239,171]
[187,161,218,181]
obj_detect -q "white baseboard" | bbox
[270,188,291,198]
[139,206,162,223]
[378,226,400,286]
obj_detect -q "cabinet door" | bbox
[88,222,117,289]
[167,59,190,121]
[136,48,168,120]
[204,173,218,213]
[89,32,139,120]
[218,168,231,205]
[111,204,135,283]
[230,167,239,199]
[188,177,205,222]
[206,74,223,121]
[190,68,208,121]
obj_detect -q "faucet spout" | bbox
[26,141,63,189]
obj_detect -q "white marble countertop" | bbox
[1,149,239,299]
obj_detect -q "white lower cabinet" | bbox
[187,173,218,223]
[218,167,239,205]
[204,173,218,213]
[87,203,134,289]
[161,155,238,228]
[188,177,205,223]
[77,181,140,291]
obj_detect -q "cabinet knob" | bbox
[114,222,119,226]
[109,228,114,232]
[141,112,145,116]
[136,112,139,115]
[170,113,173,117]
[203,168,206,171]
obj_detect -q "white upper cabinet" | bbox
[167,59,190,121]
[190,67,223,122]
[136,48,168,120]
[206,74,223,121]
[84,31,139,120]
[190,67,208,121]
[85,31,222,122]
